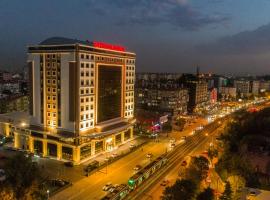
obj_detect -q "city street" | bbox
[128,117,227,200]
[51,117,207,200]
[139,123,226,200]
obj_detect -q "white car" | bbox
[109,184,119,193]
[146,153,153,158]
[102,183,112,191]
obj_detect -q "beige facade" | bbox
[0,37,136,164]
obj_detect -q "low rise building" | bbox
[0,95,29,114]
[136,87,189,116]
[219,87,237,101]
[234,80,250,98]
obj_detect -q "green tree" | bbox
[162,179,197,200]
[196,187,214,200]
[4,153,41,199]
[220,181,232,200]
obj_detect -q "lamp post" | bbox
[46,190,50,199]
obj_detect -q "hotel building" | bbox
[1,37,136,164]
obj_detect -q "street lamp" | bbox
[46,190,50,199]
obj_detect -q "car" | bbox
[53,179,66,187]
[146,153,153,158]
[170,143,176,148]
[111,153,118,158]
[109,184,119,193]
[160,180,169,186]
[103,183,112,191]
[64,161,74,167]
[133,165,142,171]
[248,191,256,196]
[181,160,187,166]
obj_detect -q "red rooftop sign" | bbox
[93,41,125,52]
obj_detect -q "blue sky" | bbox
[1,0,270,75]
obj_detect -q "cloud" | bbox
[90,0,229,31]
[198,23,270,54]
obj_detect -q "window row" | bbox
[126,66,135,71]
[125,111,133,117]
[126,92,134,97]
[80,88,94,95]
[46,54,60,59]
[81,79,94,86]
[126,72,134,77]
[126,85,134,90]
[80,104,94,112]
[96,56,123,63]
[126,59,135,64]
[47,112,56,118]
[80,121,94,129]
[126,79,134,84]
[80,96,94,103]
[47,79,58,85]
[45,62,60,67]
[80,63,94,69]
[80,54,94,60]
[80,71,94,77]
[80,113,94,121]
[46,71,58,76]
[47,120,56,126]
[47,104,56,109]
[47,88,58,93]
[47,96,56,101]
[125,98,134,103]
[125,105,133,110]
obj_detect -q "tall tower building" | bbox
[12,37,136,163]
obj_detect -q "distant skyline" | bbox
[1,0,270,75]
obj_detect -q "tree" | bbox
[196,187,214,200]
[4,153,41,199]
[208,147,218,166]
[186,156,210,183]
[162,179,197,200]
[219,181,232,200]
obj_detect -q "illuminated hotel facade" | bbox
[3,37,136,164]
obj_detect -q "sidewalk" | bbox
[80,136,147,166]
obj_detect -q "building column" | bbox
[57,143,62,160]
[73,147,80,164]
[103,139,106,152]
[121,131,125,143]
[130,127,134,140]
[14,132,20,149]
[42,140,47,157]
[91,140,95,156]
[28,137,34,152]
[113,135,116,147]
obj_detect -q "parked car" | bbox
[181,160,187,166]
[102,183,112,191]
[160,180,169,186]
[109,184,119,193]
[170,143,176,148]
[133,165,142,171]
[146,153,153,158]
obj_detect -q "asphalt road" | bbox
[138,123,226,200]
[51,117,207,200]
[127,117,227,200]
